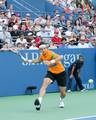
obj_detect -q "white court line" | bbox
[20,0,41,12]
[65,115,96,120]
[13,0,39,17]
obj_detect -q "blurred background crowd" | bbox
[0,0,96,50]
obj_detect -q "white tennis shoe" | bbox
[58,101,64,108]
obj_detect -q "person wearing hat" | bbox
[67,55,85,92]
[24,42,67,110]
[51,29,62,45]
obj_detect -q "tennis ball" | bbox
[88,79,94,84]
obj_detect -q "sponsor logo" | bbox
[21,52,43,66]
[83,83,95,90]
[20,52,82,67]
[63,54,81,68]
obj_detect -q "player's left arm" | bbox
[24,57,42,64]
[51,53,63,63]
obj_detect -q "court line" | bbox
[65,115,96,120]
[13,0,39,17]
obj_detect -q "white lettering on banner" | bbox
[83,83,95,90]
[21,52,43,66]
[20,52,81,67]
[63,54,81,68]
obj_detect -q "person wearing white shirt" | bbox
[16,34,27,47]
[77,35,92,48]
[45,20,54,38]
[29,43,38,50]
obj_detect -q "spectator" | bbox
[51,29,62,45]
[16,34,27,48]
[7,4,14,18]
[0,0,7,11]
[73,19,82,35]
[29,42,38,50]
[33,19,41,32]
[48,41,57,49]
[3,25,12,45]
[26,32,35,49]
[24,13,33,31]
[16,42,25,50]
[77,34,92,48]
[10,24,20,40]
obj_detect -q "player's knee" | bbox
[42,78,52,88]
[44,78,52,85]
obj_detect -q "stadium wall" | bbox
[0,48,96,96]
[7,0,46,18]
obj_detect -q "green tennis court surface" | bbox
[0,90,96,120]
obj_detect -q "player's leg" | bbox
[34,71,54,110]
[39,77,52,102]
[59,86,66,108]
[34,78,52,110]
[56,71,66,108]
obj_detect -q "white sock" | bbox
[60,97,64,102]
[38,97,43,104]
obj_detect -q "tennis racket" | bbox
[0,47,26,61]
[9,48,26,61]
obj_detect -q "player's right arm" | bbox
[24,57,42,64]
[32,58,42,63]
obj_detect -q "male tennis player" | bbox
[24,43,66,110]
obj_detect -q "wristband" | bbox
[50,59,56,64]
[28,60,32,63]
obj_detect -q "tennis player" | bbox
[24,43,66,110]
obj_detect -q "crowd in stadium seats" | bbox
[0,0,96,50]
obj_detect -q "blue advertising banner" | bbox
[0,48,96,96]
